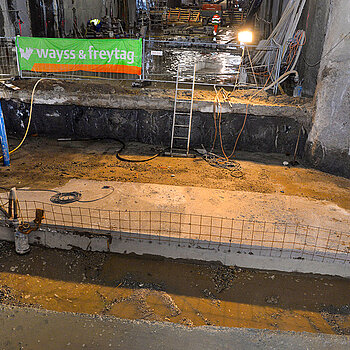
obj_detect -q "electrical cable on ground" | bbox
[0,78,164,165]
[49,191,82,204]
[208,53,281,173]
[202,150,243,178]
[0,78,53,161]
[115,138,165,162]
[0,186,115,205]
[262,70,299,92]
[58,137,165,163]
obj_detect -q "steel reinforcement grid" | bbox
[1,200,349,265]
[0,37,18,78]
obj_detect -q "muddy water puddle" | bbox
[0,241,349,335]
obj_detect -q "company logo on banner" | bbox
[16,37,142,75]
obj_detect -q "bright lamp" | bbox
[238,31,253,43]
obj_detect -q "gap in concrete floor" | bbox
[0,242,349,335]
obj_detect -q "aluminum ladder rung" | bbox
[174,124,189,128]
[173,136,188,140]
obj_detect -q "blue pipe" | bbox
[0,102,10,166]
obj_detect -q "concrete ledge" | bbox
[1,225,349,278]
[0,82,312,127]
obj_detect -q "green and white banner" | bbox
[16,37,142,75]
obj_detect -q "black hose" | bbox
[115,138,165,162]
[50,191,82,204]
[57,137,164,163]
[1,138,165,205]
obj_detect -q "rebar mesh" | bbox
[1,200,348,265]
[0,37,18,78]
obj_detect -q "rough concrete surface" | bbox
[0,94,309,156]
[0,79,312,121]
[297,0,331,96]
[0,305,349,350]
[1,178,349,276]
[1,241,349,333]
[11,178,350,232]
[306,0,350,178]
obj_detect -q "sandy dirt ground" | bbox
[1,137,349,213]
[0,242,349,335]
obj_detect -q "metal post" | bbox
[8,189,13,218]
[141,38,146,81]
[8,188,18,219]
[8,187,30,254]
[0,101,10,166]
[234,45,245,89]
[15,36,22,78]
[9,189,20,255]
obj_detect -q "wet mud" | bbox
[0,242,349,335]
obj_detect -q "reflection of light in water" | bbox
[146,47,241,83]
[145,27,243,83]
[217,29,238,44]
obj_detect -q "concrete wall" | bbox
[62,0,136,37]
[1,99,308,157]
[0,0,16,36]
[62,0,116,37]
[297,0,331,97]
[305,0,350,178]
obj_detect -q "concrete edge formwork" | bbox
[0,225,349,278]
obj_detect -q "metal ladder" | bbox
[169,64,196,157]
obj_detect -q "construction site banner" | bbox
[16,37,142,75]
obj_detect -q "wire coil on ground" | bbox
[50,192,82,204]
[202,152,243,178]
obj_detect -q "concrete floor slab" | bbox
[0,305,349,350]
[11,178,350,233]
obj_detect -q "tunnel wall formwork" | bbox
[305,0,350,178]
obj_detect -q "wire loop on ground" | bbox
[202,152,243,178]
